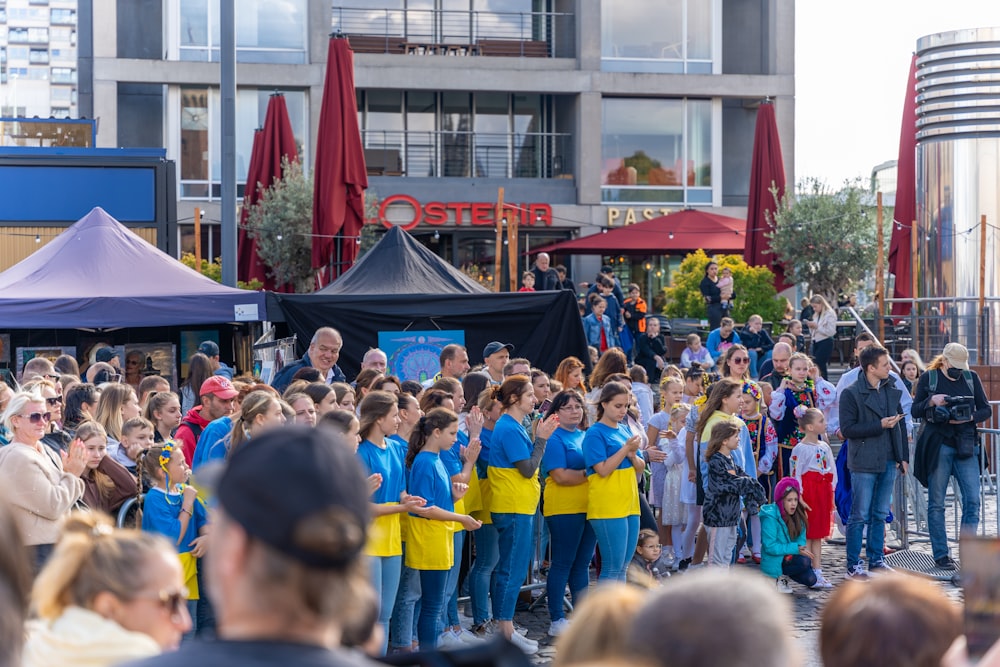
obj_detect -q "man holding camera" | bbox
[912,343,991,570]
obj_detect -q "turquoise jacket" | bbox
[758,502,806,579]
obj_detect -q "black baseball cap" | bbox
[601,265,614,274]
[483,341,515,359]
[198,340,220,357]
[216,426,370,569]
[95,346,119,363]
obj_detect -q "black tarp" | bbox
[269,227,588,378]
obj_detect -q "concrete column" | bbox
[91,0,118,146]
[577,92,602,206]
[577,0,602,71]
[308,0,332,172]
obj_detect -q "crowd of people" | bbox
[0,310,996,667]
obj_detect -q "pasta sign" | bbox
[379,194,553,231]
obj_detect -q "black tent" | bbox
[269,226,588,379]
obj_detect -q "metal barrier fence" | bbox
[885,296,998,365]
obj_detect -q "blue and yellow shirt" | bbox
[358,438,407,557]
[487,413,540,515]
[582,422,641,520]
[406,450,454,571]
[541,427,589,516]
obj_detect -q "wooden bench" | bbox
[477,39,549,57]
[347,35,404,54]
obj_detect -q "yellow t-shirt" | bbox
[542,427,589,516]
[405,516,454,570]
[365,504,402,557]
[487,414,541,515]
[583,422,640,520]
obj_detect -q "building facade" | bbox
[0,0,79,119]
[78,0,794,288]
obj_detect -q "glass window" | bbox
[602,0,714,73]
[601,98,713,204]
[406,91,435,177]
[442,92,471,177]
[475,92,508,177]
[179,0,306,64]
[179,87,307,200]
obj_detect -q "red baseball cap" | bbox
[200,376,238,399]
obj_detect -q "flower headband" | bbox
[741,381,762,404]
[159,440,175,471]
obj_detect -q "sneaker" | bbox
[845,562,870,582]
[509,631,539,655]
[869,560,895,575]
[775,575,793,594]
[811,574,834,589]
[455,628,485,644]
[677,557,692,571]
[548,618,571,637]
[935,556,958,571]
[752,554,762,565]
[471,620,496,638]
[513,622,529,636]
[437,630,465,650]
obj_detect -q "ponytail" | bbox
[75,421,114,500]
[406,408,457,468]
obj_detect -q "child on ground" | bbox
[627,529,669,587]
[738,381,778,563]
[519,272,536,292]
[788,407,836,588]
[759,477,817,593]
[718,267,735,313]
[703,420,766,568]
[139,441,208,631]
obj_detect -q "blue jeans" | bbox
[440,530,464,628]
[492,512,535,621]
[370,554,402,655]
[545,513,596,621]
[417,569,448,648]
[846,461,897,567]
[590,515,639,582]
[389,551,421,650]
[468,523,499,625]
[782,554,818,587]
[928,443,981,560]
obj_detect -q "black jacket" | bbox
[700,277,722,305]
[635,333,668,384]
[839,373,907,473]
[739,327,774,354]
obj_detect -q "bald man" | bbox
[531,253,559,291]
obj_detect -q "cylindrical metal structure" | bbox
[915,28,1000,362]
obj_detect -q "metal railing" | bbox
[885,296,998,365]
[361,129,573,179]
[331,6,574,57]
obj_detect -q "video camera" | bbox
[925,396,976,424]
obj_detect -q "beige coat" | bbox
[0,441,84,546]
[23,606,161,667]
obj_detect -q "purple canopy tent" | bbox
[0,207,267,328]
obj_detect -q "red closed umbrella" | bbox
[888,55,917,316]
[312,35,368,284]
[744,100,788,290]
[238,93,299,291]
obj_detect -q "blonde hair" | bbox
[669,403,692,422]
[553,584,648,667]
[229,390,280,457]
[658,376,684,410]
[94,384,137,441]
[31,512,174,620]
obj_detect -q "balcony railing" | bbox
[332,7,574,58]
[361,129,573,179]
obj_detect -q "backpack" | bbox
[180,418,205,443]
[928,368,975,395]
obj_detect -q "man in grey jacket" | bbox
[838,345,908,581]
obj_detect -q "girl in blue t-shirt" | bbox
[357,390,427,655]
[405,407,481,650]
[139,441,207,633]
[583,381,644,582]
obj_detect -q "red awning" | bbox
[311,35,368,284]
[533,209,746,256]
[744,100,789,289]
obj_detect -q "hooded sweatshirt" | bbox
[22,606,161,667]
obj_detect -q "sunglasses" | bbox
[732,357,750,364]
[135,587,190,619]
[46,396,63,406]
[19,412,52,424]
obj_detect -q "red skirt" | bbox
[801,470,834,540]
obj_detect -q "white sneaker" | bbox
[509,631,539,655]
[811,574,834,589]
[437,630,465,650]
[548,618,571,637]
[455,628,484,644]
[775,575,793,594]
[513,622,529,636]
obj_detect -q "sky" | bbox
[795,3,1000,189]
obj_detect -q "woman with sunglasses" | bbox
[0,390,87,569]
[22,511,192,666]
[23,378,72,455]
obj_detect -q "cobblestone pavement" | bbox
[508,486,996,667]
